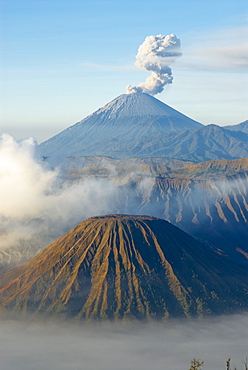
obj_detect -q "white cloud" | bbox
[0,134,119,252]
[0,135,156,258]
[0,134,58,219]
[0,315,247,370]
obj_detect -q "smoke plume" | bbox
[126,34,182,96]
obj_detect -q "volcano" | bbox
[1,215,248,320]
[39,92,202,159]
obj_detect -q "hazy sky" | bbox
[1,0,248,142]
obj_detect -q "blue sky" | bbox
[1,0,247,142]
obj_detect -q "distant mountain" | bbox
[118,124,248,161]
[1,215,248,320]
[39,92,202,159]
[224,120,248,134]
[39,94,248,161]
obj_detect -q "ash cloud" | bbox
[126,34,182,96]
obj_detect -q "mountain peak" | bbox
[1,214,248,320]
[39,93,202,158]
[94,92,186,119]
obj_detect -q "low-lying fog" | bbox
[1,314,247,370]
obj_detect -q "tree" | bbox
[188,359,204,370]
[187,357,248,370]
[227,359,231,370]
[242,358,248,370]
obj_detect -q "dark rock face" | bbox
[1,215,248,321]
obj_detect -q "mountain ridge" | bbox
[117,124,248,161]
[224,120,248,134]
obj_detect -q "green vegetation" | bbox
[188,358,204,370]
[187,358,248,370]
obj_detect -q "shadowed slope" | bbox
[121,125,248,161]
[225,120,248,134]
[1,215,248,320]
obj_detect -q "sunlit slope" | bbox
[171,158,248,178]
[1,215,248,320]
[65,157,248,181]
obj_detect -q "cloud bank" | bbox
[126,34,182,96]
[0,134,121,259]
[0,134,58,219]
[0,134,154,264]
[0,314,247,370]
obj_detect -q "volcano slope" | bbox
[1,215,248,321]
[38,91,248,162]
[63,157,248,266]
[39,92,202,159]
